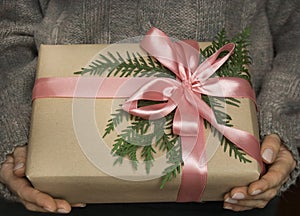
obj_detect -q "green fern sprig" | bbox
[221,136,252,163]
[74,52,122,76]
[111,138,139,170]
[202,94,250,163]
[201,27,252,84]
[141,145,156,174]
[160,137,182,189]
[103,107,130,138]
[110,108,178,174]
[75,51,175,78]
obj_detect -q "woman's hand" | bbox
[223,134,297,211]
[0,146,86,213]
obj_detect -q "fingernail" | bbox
[224,205,233,210]
[232,192,245,199]
[79,203,86,207]
[73,203,86,207]
[225,197,238,204]
[44,207,55,212]
[251,189,262,195]
[262,148,273,163]
[57,208,70,214]
[13,162,24,171]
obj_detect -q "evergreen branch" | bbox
[102,107,130,138]
[160,138,182,189]
[111,138,139,170]
[141,145,156,174]
[75,51,175,78]
[160,164,181,189]
[200,27,252,85]
[221,136,252,163]
[225,98,241,107]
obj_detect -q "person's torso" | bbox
[35,0,274,93]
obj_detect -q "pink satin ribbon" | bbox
[33,77,157,99]
[32,27,264,202]
[122,27,264,202]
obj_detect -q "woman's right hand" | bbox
[0,146,86,213]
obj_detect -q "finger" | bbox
[14,180,73,213]
[0,155,72,213]
[229,186,277,200]
[20,200,48,213]
[224,199,268,210]
[223,202,253,212]
[13,146,27,177]
[228,187,248,200]
[2,163,58,212]
[277,145,297,172]
[261,134,281,164]
[21,199,72,214]
[13,181,58,212]
[54,199,72,214]
[224,193,270,210]
[15,175,72,212]
[18,183,72,213]
[226,186,279,202]
[224,189,246,206]
[249,146,296,194]
[19,185,71,213]
[4,155,14,163]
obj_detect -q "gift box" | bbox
[26,29,262,203]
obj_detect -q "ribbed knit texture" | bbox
[0,0,299,201]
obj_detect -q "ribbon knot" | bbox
[182,79,193,90]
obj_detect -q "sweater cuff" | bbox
[0,142,27,202]
[0,108,29,201]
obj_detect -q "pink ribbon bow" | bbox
[122,27,264,202]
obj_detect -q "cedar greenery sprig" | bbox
[74,51,175,78]
[102,108,130,138]
[105,107,181,175]
[75,28,253,187]
[201,28,252,84]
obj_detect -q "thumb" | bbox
[261,134,281,164]
[13,146,27,177]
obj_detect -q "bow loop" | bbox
[122,78,181,120]
[192,43,235,83]
[141,28,201,82]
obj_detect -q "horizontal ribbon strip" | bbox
[32,77,157,100]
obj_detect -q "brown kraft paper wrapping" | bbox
[26,44,260,203]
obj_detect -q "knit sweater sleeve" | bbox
[0,0,42,200]
[258,0,300,192]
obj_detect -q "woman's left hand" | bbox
[223,134,297,211]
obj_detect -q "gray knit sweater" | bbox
[0,0,299,201]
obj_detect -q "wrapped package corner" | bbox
[26,43,260,204]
